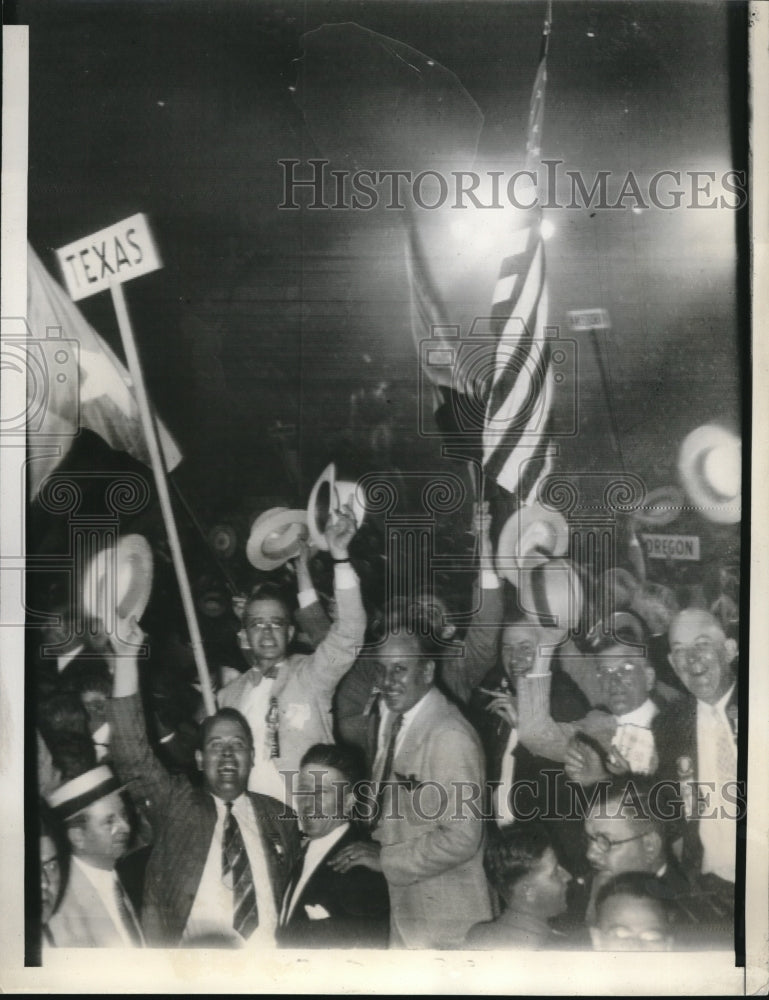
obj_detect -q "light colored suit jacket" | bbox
[47,859,127,948]
[372,687,492,948]
[218,581,366,783]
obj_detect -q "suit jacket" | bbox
[334,583,503,760]
[470,661,591,876]
[108,693,302,946]
[276,826,390,949]
[653,683,739,877]
[370,686,492,949]
[48,858,134,948]
[218,581,366,779]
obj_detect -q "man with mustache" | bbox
[45,765,141,947]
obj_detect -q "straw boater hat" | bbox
[677,424,741,525]
[45,765,128,821]
[82,534,153,625]
[496,502,569,582]
[246,507,308,571]
[307,463,366,551]
[518,557,583,633]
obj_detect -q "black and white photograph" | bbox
[1,0,767,993]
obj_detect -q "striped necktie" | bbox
[222,802,259,939]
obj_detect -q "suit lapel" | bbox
[394,688,443,776]
[248,795,291,912]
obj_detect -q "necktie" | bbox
[374,714,403,824]
[113,876,143,946]
[222,802,259,939]
[280,840,309,926]
[711,704,737,784]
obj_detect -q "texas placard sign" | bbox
[55,212,162,301]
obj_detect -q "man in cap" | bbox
[655,609,740,895]
[331,609,492,949]
[108,617,301,947]
[218,501,366,804]
[45,764,142,947]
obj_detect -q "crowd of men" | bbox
[32,501,741,954]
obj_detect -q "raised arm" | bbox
[295,501,366,691]
[441,501,504,704]
[106,616,186,832]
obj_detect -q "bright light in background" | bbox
[541,218,555,240]
[447,203,523,264]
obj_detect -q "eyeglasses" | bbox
[670,640,719,669]
[597,662,640,682]
[585,830,647,853]
[245,620,288,632]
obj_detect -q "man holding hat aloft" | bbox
[219,500,366,804]
[46,764,142,947]
[107,616,301,947]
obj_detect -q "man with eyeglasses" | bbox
[581,782,690,930]
[655,609,739,896]
[516,641,665,786]
[218,502,366,803]
[107,617,301,947]
[579,781,732,946]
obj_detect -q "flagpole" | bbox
[109,281,216,717]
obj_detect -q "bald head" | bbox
[668,609,736,704]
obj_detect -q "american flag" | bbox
[405,5,555,499]
[482,9,555,497]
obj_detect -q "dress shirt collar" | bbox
[615,697,658,727]
[381,689,430,731]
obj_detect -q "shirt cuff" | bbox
[481,570,500,590]
[297,587,318,609]
[334,561,359,590]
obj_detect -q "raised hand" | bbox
[108,614,146,659]
[325,499,358,560]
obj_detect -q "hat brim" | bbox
[678,425,741,524]
[496,504,569,583]
[632,486,686,527]
[46,765,131,820]
[82,534,153,625]
[246,508,309,570]
[307,463,336,552]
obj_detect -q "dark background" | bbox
[14,0,747,577]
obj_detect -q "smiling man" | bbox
[655,609,739,891]
[218,502,366,803]
[107,617,301,947]
[334,611,492,949]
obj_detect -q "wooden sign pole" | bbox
[110,281,216,716]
